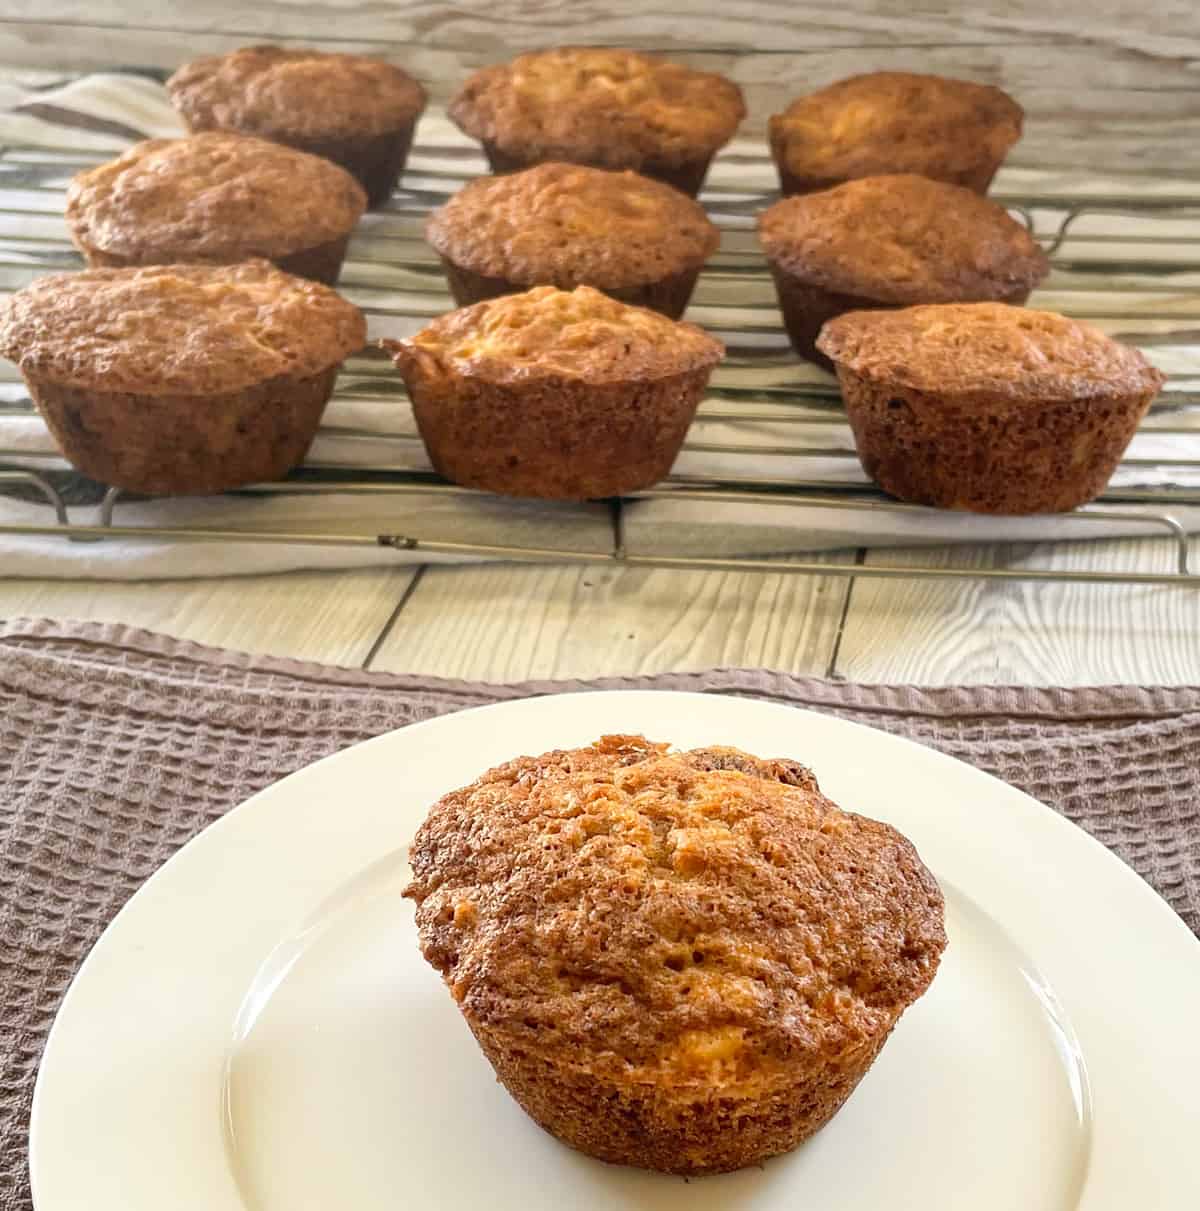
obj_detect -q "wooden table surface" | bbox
[3,535,1197,685]
[2,3,1198,685]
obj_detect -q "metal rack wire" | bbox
[2,126,1199,587]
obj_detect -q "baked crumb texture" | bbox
[384,285,722,499]
[758,173,1049,367]
[449,48,746,197]
[66,132,367,285]
[168,45,428,208]
[769,72,1023,197]
[818,302,1165,513]
[0,261,366,495]
[427,162,719,318]
[405,734,946,1175]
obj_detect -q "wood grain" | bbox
[367,556,855,679]
[5,3,1196,54]
[0,567,417,665]
[833,538,1200,685]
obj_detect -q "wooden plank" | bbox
[0,567,418,665]
[1,15,1196,175]
[5,3,1195,54]
[833,538,1200,685]
[368,556,855,679]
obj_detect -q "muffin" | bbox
[448,48,746,197]
[426,162,719,318]
[405,734,946,1175]
[758,174,1049,369]
[769,72,1023,197]
[817,303,1165,513]
[65,132,367,286]
[0,261,365,495]
[383,285,722,500]
[167,45,427,208]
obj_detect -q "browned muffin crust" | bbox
[427,162,719,293]
[759,174,1047,305]
[760,174,1049,368]
[769,72,1023,195]
[0,260,366,395]
[449,48,745,193]
[168,45,426,209]
[66,133,366,269]
[817,303,1165,513]
[818,302,1162,401]
[393,283,721,386]
[405,734,946,1175]
[167,45,426,140]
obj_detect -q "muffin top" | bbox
[448,48,746,168]
[405,735,946,1086]
[167,45,427,140]
[758,174,1048,304]
[385,285,723,385]
[769,71,1022,185]
[426,162,719,290]
[0,261,366,394]
[65,133,367,262]
[818,303,1166,402]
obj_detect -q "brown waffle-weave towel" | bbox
[1,617,1197,1209]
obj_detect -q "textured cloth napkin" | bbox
[1,618,1198,1208]
[1,71,1199,578]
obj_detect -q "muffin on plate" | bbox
[405,734,946,1175]
[0,261,365,495]
[383,285,722,500]
[426,162,719,318]
[448,47,746,197]
[758,174,1049,368]
[769,71,1023,196]
[167,45,427,208]
[817,302,1165,513]
[65,132,367,286]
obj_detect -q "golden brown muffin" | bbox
[769,72,1023,197]
[817,303,1165,513]
[426,162,719,318]
[383,285,721,500]
[758,174,1049,369]
[0,261,365,495]
[65,132,367,285]
[167,45,427,209]
[448,48,746,197]
[405,734,946,1175]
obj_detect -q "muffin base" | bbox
[768,262,1033,371]
[439,257,702,320]
[282,121,418,209]
[76,235,353,287]
[25,366,339,495]
[472,1021,891,1175]
[835,367,1158,513]
[480,141,712,198]
[276,235,353,286]
[772,158,1002,198]
[396,360,712,500]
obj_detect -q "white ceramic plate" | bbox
[30,691,1200,1209]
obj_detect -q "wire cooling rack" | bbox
[2,115,1199,587]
